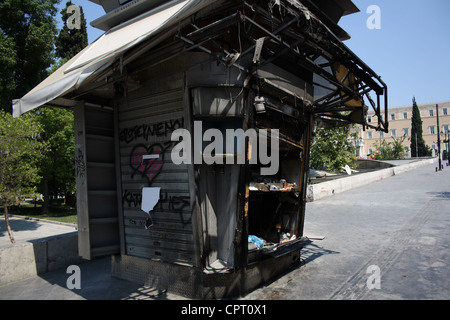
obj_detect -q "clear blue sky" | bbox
[58,0,450,108]
[339,0,450,108]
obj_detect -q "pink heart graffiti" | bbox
[130,143,164,185]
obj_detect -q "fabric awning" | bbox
[12,0,209,117]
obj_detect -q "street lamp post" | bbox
[436,104,442,171]
[444,131,450,166]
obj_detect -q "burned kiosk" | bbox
[13,0,388,298]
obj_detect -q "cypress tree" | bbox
[410,97,429,157]
[55,1,88,61]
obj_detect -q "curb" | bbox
[306,158,438,202]
[7,214,77,229]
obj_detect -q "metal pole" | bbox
[443,131,450,166]
[436,104,442,171]
[445,131,450,166]
[447,131,450,166]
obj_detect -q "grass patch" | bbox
[1,200,77,225]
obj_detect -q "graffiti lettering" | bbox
[123,190,142,208]
[75,149,86,179]
[119,118,184,144]
[128,218,146,228]
[157,192,191,225]
[157,192,190,213]
[122,189,192,225]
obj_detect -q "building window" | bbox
[429,109,434,117]
[443,125,449,133]
[443,108,448,116]
[391,113,396,121]
[367,131,373,139]
[380,131,384,138]
[391,129,397,137]
[431,144,436,150]
[403,112,408,119]
[367,115,372,123]
[403,128,409,137]
[429,126,435,134]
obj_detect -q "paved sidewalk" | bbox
[1,162,449,300]
[0,255,187,300]
[244,162,450,300]
[0,216,77,248]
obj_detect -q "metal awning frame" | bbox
[14,0,388,134]
[162,0,389,132]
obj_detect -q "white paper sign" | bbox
[141,187,161,214]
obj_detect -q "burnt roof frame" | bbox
[118,0,388,132]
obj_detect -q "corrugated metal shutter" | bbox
[117,77,195,265]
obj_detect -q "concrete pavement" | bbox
[0,161,449,300]
[0,215,77,247]
[244,161,450,300]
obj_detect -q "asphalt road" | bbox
[244,162,450,300]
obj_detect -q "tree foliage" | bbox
[0,33,17,111]
[310,125,358,173]
[0,111,46,201]
[0,110,46,242]
[375,136,407,160]
[0,0,59,112]
[55,1,88,61]
[35,107,75,213]
[410,97,431,157]
[36,1,88,212]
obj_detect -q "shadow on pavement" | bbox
[35,256,181,300]
[0,218,40,238]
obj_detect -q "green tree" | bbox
[55,1,88,62]
[35,107,75,214]
[0,33,17,111]
[36,1,88,213]
[310,125,358,173]
[0,0,59,113]
[0,110,46,243]
[375,136,407,160]
[410,97,430,157]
